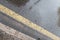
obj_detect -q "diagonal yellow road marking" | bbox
[0,4,60,40]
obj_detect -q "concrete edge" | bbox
[0,22,36,40]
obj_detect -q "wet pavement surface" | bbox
[0,0,60,40]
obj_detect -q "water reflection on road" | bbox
[20,0,60,36]
[20,0,60,37]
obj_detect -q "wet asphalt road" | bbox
[0,0,60,40]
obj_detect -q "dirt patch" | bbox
[57,7,60,27]
[7,0,29,7]
[0,30,21,40]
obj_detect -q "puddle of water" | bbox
[6,0,29,7]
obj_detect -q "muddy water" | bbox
[7,0,29,7]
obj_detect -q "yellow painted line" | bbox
[0,4,60,40]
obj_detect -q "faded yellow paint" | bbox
[0,4,60,40]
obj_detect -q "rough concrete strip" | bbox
[0,22,36,40]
